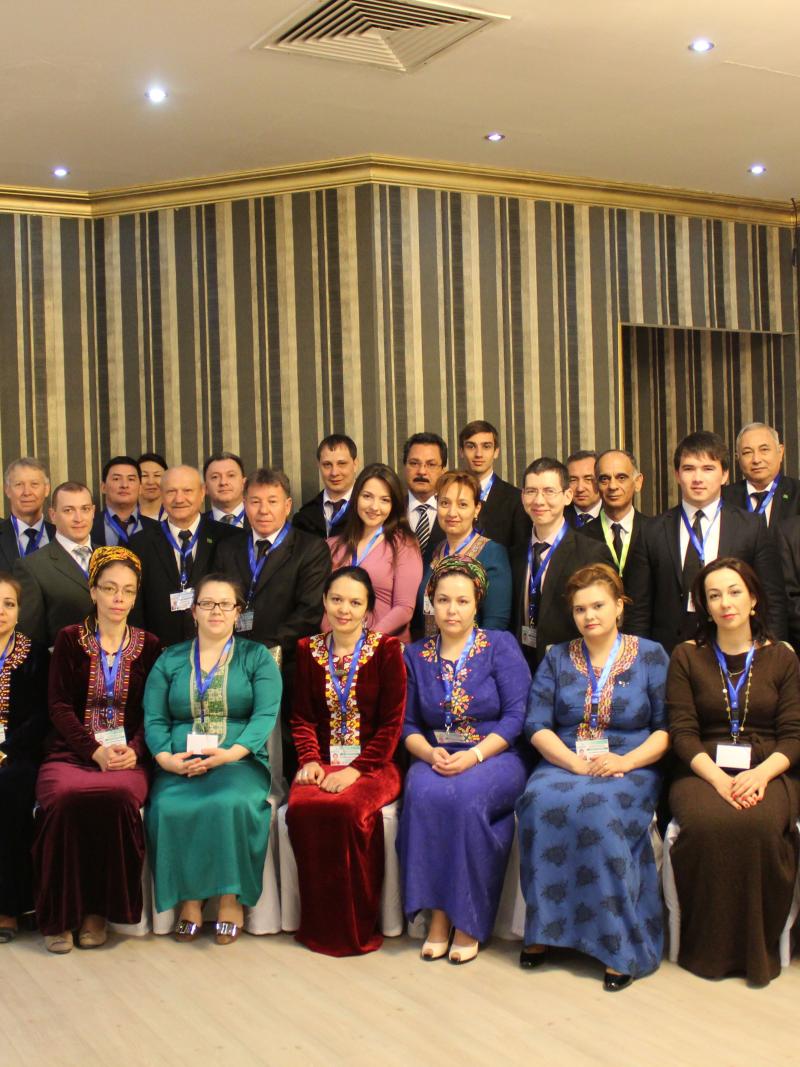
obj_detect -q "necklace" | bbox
[717,651,754,741]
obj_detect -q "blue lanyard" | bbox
[161,521,200,588]
[246,525,290,603]
[712,642,756,737]
[436,627,477,731]
[582,633,622,731]
[327,631,366,714]
[352,527,383,566]
[10,515,45,554]
[680,501,722,566]
[95,627,126,725]
[480,474,495,502]
[105,509,138,545]
[443,530,478,557]
[527,523,568,623]
[158,505,166,521]
[223,508,245,526]
[0,632,15,673]
[746,478,780,516]
[327,498,350,532]
[193,636,233,722]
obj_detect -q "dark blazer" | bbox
[625,503,787,652]
[577,509,651,590]
[202,507,251,533]
[292,491,327,538]
[0,635,50,763]
[128,515,237,647]
[510,526,614,670]
[722,475,800,527]
[0,518,55,574]
[90,511,159,547]
[13,539,95,646]
[476,474,531,552]
[775,516,800,653]
[564,503,601,529]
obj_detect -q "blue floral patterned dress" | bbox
[516,635,669,977]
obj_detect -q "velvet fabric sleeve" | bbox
[47,627,101,763]
[126,633,162,761]
[232,642,282,755]
[289,638,324,767]
[350,635,406,774]
[2,640,50,761]
[524,644,559,739]
[489,630,531,744]
[478,542,512,631]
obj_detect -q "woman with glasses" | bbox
[144,573,281,944]
[327,463,422,644]
[32,547,161,953]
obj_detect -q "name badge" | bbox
[0,725,6,745]
[170,588,195,612]
[187,731,219,754]
[715,743,752,770]
[521,625,537,649]
[235,610,254,632]
[433,729,473,746]
[423,595,434,616]
[95,726,127,747]
[576,737,610,760]
[329,744,361,766]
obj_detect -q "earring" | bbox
[750,608,755,616]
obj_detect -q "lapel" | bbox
[539,528,574,615]
[0,522,20,562]
[153,525,181,585]
[193,516,216,573]
[47,540,90,591]
[717,504,737,557]
[665,507,683,588]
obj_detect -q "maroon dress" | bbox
[33,622,161,934]
[287,631,406,955]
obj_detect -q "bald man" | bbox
[128,465,238,646]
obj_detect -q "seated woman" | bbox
[516,563,669,991]
[667,557,800,985]
[287,566,406,956]
[33,547,161,953]
[144,573,281,944]
[327,463,422,644]
[0,573,49,942]
[417,470,512,636]
[397,556,530,964]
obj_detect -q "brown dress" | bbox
[667,641,800,984]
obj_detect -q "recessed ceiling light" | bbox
[688,38,715,53]
[749,163,767,176]
[485,131,505,143]
[53,166,69,178]
[146,86,167,104]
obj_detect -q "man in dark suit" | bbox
[128,465,236,646]
[626,430,787,652]
[403,432,446,565]
[510,457,614,670]
[203,451,249,529]
[578,448,650,590]
[14,481,96,646]
[90,456,158,546]
[458,419,530,551]
[293,434,359,538]
[722,422,800,527]
[1,457,54,572]
[564,449,602,528]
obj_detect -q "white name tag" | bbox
[433,729,473,746]
[187,731,219,754]
[0,724,6,745]
[170,588,195,611]
[423,596,434,615]
[329,744,361,766]
[521,625,537,648]
[715,743,752,770]
[95,726,127,747]
[235,610,254,632]
[576,737,610,760]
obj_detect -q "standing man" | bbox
[203,451,248,527]
[564,450,601,527]
[403,432,447,564]
[578,449,650,587]
[510,457,613,670]
[138,452,168,521]
[626,430,787,652]
[91,456,157,546]
[458,419,530,551]
[723,422,800,527]
[14,481,96,646]
[0,458,54,572]
[293,434,359,538]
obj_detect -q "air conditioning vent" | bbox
[252,0,508,73]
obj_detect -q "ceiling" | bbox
[2,0,799,201]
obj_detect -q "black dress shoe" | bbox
[603,971,633,992]
[519,947,548,969]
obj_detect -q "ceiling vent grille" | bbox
[252,0,508,73]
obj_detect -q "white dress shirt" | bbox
[679,496,722,565]
[407,493,438,532]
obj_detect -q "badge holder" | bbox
[329,744,361,766]
[521,625,537,649]
[95,726,127,747]
[715,743,752,770]
[171,588,195,611]
[235,610,254,632]
[576,736,610,760]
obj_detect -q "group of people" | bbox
[1,418,799,990]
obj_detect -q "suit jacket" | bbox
[775,515,800,652]
[128,515,237,647]
[90,511,159,547]
[722,475,800,527]
[510,527,615,670]
[13,539,95,646]
[292,491,327,538]
[577,510,651,591]
[0,517,56,574]
[625,503,787,652]
[476,474,531,552]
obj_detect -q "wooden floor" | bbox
[4,928,798,1067]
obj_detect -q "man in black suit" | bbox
[775,516,800,653]
[510,457,614,670]
[626,430,787,652]
[293,434,359,538]
[458,419,530,551]
[403,432,447,565]
[128,465,236,646]
[0,457,54,572]
[90,456,158,546]
[15,481,96,646]
[564,450,602,528]
[722,422,800,527]
[578,449,650,589]
[203,451,249,529]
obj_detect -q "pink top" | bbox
[326,534,423,644]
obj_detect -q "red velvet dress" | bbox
[287,631,406,955]
[33,622,161,934]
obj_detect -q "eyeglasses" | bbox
[195,599,238,612]
[95,584,138,598]
[522,487,563,501]
[407,460,442,471]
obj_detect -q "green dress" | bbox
[144,637,282,911]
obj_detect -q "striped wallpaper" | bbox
[0,183,796,508]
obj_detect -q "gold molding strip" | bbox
[0,155,793,225]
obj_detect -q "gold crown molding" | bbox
[0,155,793,225]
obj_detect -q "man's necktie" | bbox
[682,510,705,600]
[178,530,194,582]
[611,522,624,562]
[751,491,768,513]
[530,541,549,623]
[23,528,39,555]
[576,513,593,527]
[415,505,430,554]
[255,538,269,559]
[74,545,91,572]
[221,514,234,525]
[330,499,346,519]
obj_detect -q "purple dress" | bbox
[396,629,531,941]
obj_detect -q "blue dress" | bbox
[516,635,669,977]
[416,537,513,633]
[396,629,531,941]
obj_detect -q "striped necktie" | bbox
[415,505,430,553]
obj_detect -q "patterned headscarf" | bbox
[426,554,488,606]
[88,545,142,588]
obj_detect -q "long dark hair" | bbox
[331,463,413,562]
[691,557,773,646]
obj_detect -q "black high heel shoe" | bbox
[519,946,548,969]
[603,970,633,992]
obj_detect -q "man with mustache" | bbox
[403,432,447,565]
